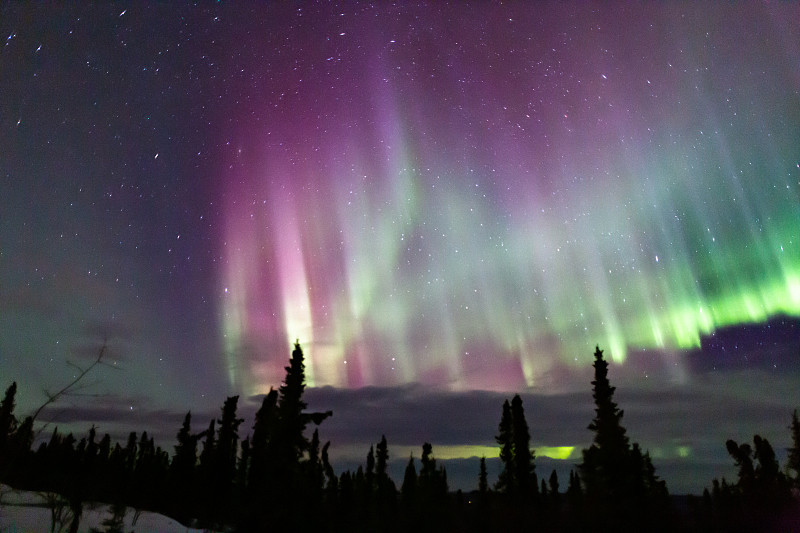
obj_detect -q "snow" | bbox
[0,485,208,532]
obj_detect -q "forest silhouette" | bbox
[1,342,799,532]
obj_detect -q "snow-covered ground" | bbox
[0,485,208,532]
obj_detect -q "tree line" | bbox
[1,343,799,531]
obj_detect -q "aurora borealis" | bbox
[1,3,799,493]
[217,3,800,394]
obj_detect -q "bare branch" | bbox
[31,341,107,423]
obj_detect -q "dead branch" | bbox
[31,341,107,423]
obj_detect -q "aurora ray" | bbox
[216,4,800,395]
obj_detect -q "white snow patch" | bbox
[0,485,209,532]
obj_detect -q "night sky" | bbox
[1,3,799,493]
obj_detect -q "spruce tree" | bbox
[401,454,417,506]
[726,438,755,493]
[375,436,389,481]
[171,412,196,483]
[248,388,278,494]
[549,469,561,509]
[510,394,536,496]
[215,395,244,496]
[566,469,581,502]
[366,444,375,492]
[303,428,324,514]
[420,442,435,480]
[494,394,536,497]
[356,443,373,512]
[580,346,631,500]
[419,442,447,499]
[198,419,216,486]
[642,450,666,497]
[579,346,668,529]
[0,382,18,451]
[374,435,396,509]
[495,399,513,493]
[321,440,337,496]
[0,382,20,483]
[237,436,250,492]
[787,409,800,487]
[277,341,310,463]
[8,416,33,478]
[753,435,783,496]
[723,434,791,526]
[0,382,29,483]
[256,342,331,527]
[478,457,488,495]
[339,469,354,509]
[123,432,138,477]
[98,434,111,466]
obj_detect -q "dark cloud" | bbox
[299,371,798,494]
[302,385,526,446]
[34,393,216,446]
[24,364,800,496]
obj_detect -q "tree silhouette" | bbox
[199,421,216,463]
[414,443,448,529]
[365,443,375,505]
[787,409,800,488]
[708,433,793,531]
[401,454,417,507]
[169,413,196,522]
[6,415,33,483]
[566,469,582,507]
[237,436,250,493]
[753,435,781,493]
[374,434,397,510]
[478,456,488,496]
[495,394,536,498]
[581,346,630,501]
[420,442,435,482]
[196,419,216,524]
[247,388,278,498]
[276,341,311,463]
[170,411,197,519]
[213,395,244,519]
[549,469,561,510]
[510,394,536,497]
[579,346,668,529]
[132,430,160,509]
[122,431,138,497]
[0,382,18,450]
[375,436,388,482]
[495,399,513,493]
[296,427,325,529]
[337,470,355,527]
[727,435,790,506]
[0,382,24,481]
[321,440,337,499]
[275,343,331,489]
[246,342,332,528]
[418,442,448,500]
[727,439,755,492]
